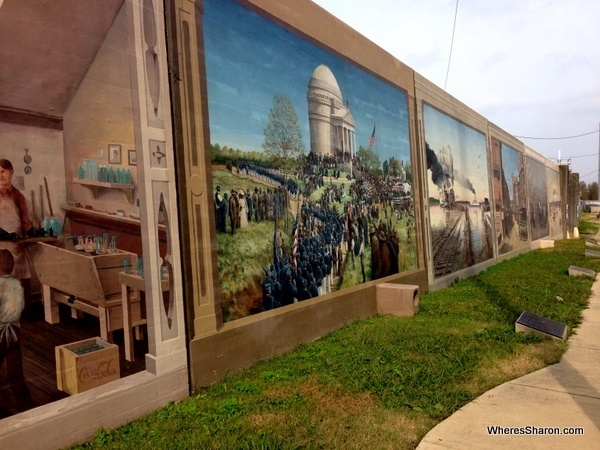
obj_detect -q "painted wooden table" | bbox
[118,271,169,361]
[29,241,138,343]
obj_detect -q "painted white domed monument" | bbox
[307,64,356,164]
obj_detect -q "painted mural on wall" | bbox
[491,138,528,254]
[0,3,149,418]
[423,105,493,279]
[526,157,549,241]
[203,0,417,321]
[547,168,562,237]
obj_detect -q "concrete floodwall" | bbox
[176,0,573,388]
[0,1,577,447]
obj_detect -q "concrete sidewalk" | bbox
[417,274,600,450]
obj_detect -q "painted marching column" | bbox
[125,0,187,375]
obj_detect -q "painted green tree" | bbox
[358,145,381,175]
[263,94,305,166]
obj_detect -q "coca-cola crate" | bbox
[55,337,120,395]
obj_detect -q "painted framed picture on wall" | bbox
[128,149,137,166]
[108,144,121,164]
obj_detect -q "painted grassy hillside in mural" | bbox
[423,105,493,279]
[203,0,417,321]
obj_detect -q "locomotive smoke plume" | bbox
[426,142,453,188]
[455,171,476,196]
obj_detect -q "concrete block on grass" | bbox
[585,249,600,258]
[568,265,596,277]
[376,283,419,317]
[531,239,554,250]
[515,310,567,340]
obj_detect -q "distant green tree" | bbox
[589,182,599,200]
[390,157,400,178]
[263,94,305,167]
[358,145,381,175]
[211,143,222,162]
[382,160,389,178]
[580,181,589,200]
[404,162,412,183]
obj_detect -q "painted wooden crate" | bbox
[56,337,120,395]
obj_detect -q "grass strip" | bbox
[76,237,598,450]
[578,212,600,236]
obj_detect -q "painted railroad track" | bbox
[432,211,464,278]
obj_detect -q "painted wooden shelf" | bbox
[61,204,167,257]
[73,178,134,203]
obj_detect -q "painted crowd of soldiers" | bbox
[215,161,303,235]
[215,186,253,234]
[261,170,405,310]
[215,185,291,234]
[216,152,415,313]
[262,200,343,311]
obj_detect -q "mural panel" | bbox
[0,3,150,418]
[547,168,562,237]
[423,105,493,278]
[491,138,528,254]
[526,156,549,240]
[203,0,417,321]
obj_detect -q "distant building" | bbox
[307,64,356,162]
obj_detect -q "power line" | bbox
[568,153,598,159]
[444,0,459,91]
[515,129,599,140]
[550,152,598,160]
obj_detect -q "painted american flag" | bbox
[368,125,376,149]
[292,223,299,272]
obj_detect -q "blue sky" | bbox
[202,0,411,165]
[313,0,600,183]
[423,104,489,201]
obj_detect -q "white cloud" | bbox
[312,0,600,182]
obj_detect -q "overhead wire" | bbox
[515,129,599,140]
[566,152,598,159]
[444,0,459,91]
[549,153,598,160]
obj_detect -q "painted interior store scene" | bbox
[0,0,164,418]
[0,0,579,442]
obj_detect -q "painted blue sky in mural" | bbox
[202,0,410,165]
[423,104,489,202]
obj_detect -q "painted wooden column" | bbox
[166,0,223,339]
[125,0,187,375]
